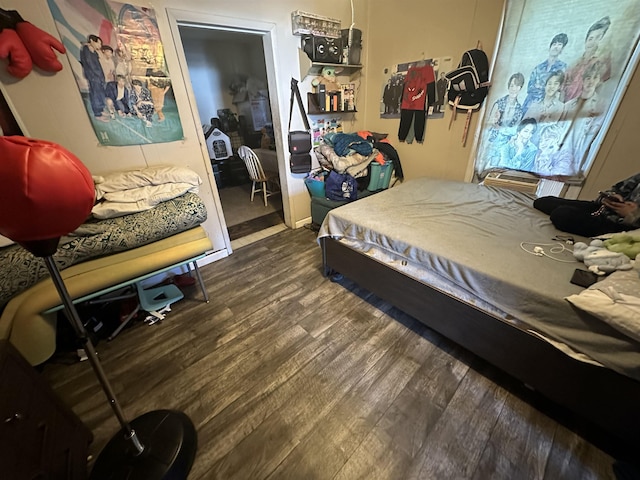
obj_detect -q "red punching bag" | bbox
[0,137,197,480]
[0,136,94,249]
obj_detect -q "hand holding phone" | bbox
[599,191,623,203]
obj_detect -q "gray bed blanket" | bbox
[318,177,640,382]
[0,192,207,306]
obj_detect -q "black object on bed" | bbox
[318,177,640,451]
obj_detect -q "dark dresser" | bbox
[0,340,92,479]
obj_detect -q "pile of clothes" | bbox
[313,130,403,190]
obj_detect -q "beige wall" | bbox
[362,0,640,191]
[361,0,505,181]
[0,0,361,254]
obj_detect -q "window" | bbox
[474,0,640,183]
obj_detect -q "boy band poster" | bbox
[475,0,640,182]
[48,0,184,146]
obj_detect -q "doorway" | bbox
[175,22,285,244]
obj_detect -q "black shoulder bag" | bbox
[288,78,313,174]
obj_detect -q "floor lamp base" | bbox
[89,409,197,480]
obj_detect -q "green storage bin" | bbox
[367,161,393,191]
[311,189,376,226]
[305,172,327,198]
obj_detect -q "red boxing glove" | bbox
[0,27,32,78]
[16,21,66,72]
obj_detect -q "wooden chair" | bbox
[237,145,280,206]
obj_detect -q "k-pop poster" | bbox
[48,0,184,146]
[475,0,640,182]
[312,117,343,146]
[380,56,453,120]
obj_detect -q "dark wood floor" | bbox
[227,210,284,240]
[41,227,627,479]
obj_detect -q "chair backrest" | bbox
[238,146,266,181]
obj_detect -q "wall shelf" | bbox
[307,93,356,115]
[298,49,362,79]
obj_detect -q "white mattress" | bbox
[318,177,640,381]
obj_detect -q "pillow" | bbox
[565,269,640,342]
[0,234,14,248]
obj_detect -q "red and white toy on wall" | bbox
[0,8,66,79]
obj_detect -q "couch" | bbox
[0,226,212,366]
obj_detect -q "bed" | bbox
[317,177,640,449]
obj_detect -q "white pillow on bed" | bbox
[0,234,14,248]
[566,269,640,342]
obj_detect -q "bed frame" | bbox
[320,236,640,452]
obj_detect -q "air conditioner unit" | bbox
[483,171,540,194]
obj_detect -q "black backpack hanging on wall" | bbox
[445,48,490,109]
[445,43,491,146]
[288,78,313,174]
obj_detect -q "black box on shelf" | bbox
[317,84,326,112]
[341,28,362,65]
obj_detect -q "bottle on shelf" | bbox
[308,84,356,114]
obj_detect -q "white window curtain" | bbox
[474,0,640,183]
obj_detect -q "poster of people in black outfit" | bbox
[48,0,184,146]
[380,56,452,121]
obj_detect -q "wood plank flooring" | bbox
[41,227,629,479]
[227,211,285,241]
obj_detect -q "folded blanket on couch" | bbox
[0,192,207,306]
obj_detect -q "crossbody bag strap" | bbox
[289,78,311,131]
[288,79,295,131]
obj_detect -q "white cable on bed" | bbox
[520,241,577,263]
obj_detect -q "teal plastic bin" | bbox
[367,161,393,191]
[305,174,326,198]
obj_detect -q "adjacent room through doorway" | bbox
[177,25,284,242]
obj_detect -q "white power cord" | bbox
[347,0,355,62]
[520,241,577,263]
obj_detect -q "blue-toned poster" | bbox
[48,0,183,145]
[475,0,640,181]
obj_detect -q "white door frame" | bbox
[165,9,290,246]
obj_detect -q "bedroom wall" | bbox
[362,0,640,191]
[361,0,505,181]
[2,0,636,251]
[0,0,228,254]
